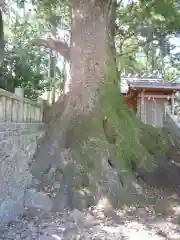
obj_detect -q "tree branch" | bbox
[31,38,70,61]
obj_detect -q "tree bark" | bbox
[48,50,56,104]
[32,0,123,210]
[31,38,70,61]
[47,0,113,141]
[68,0,108,109]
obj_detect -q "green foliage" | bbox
[2,0,68,100]
[0,49,48,99]
[0,3,50,99]
[116,0,180,79]
[7,0,180,87]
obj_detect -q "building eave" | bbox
[128,81,180,92]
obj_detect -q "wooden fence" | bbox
[0,88,43,122]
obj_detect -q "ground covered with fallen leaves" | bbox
[1,187,180,240]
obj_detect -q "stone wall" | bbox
[0,122,44,223]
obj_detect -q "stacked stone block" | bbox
[0,123,44,223]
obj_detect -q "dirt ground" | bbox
[1,181,180,240]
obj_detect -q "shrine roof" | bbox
[127,81,180,92]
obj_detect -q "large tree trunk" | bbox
[69,0,108,104]
[32,0,129,210]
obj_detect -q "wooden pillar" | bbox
[19,100,24,122]
[153,98,156,127]
[172,92,175,115]
[137,95,140,117]
[164,99,169,121]
[141,90,145,123]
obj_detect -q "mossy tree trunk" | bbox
[33,0,124,209]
